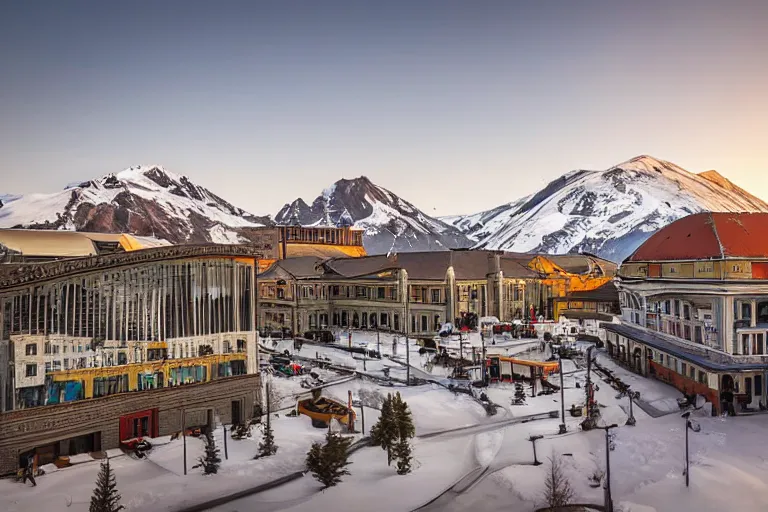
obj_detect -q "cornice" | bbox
[0,244,266,291]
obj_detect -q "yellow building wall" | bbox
[50,353,247,399]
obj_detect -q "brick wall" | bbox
[649,361,719,413]
[0,373,261,475]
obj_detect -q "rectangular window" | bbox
[356,286,367,298]
[26,364,37,377]
[394,314,400,331]
[742,302,752,320]
[25,343,37,356]
[681,362,687,376]
[380,313,387,327]
[743,334,750,355]
[434,315,441,330]
[756,375,763,397]
[689,366,695,380]
[756,333,765,355]
[411,315,416,333]
[421,315,428,332]
[695,326,703,344]
[698,370,707,385]
[377,287,385,300]
[431,289,441,303]
[684,325,691,340]
[683,305,691,320]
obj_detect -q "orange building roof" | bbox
[627,212,768,262]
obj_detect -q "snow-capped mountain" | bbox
[0,166,273,244]
[444,155,768,262]
[275,177,473,254]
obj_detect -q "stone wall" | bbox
[0,372,261,475]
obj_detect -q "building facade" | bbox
[0,242,265,474]
[607,212,768,414]
[257,250,615,338]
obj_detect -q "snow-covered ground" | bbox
[6,336,768,512]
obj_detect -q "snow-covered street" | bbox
[5,334,768,512]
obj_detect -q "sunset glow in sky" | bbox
[1,0,767,216]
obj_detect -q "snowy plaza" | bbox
[4,331,768,512]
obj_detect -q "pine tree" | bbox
[391,392,415,475]
[393,437,413,475]
[370,393,398,466]
[89,459,124,512]
[543,454,575,509]
[258,416,278,457]
[392,393,415,441]
[197,429,221,475]
[305,431,353,488]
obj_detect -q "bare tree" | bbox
[263,377,282,412]
[543,454,575,510]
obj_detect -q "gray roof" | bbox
[323,255,398,278]
[260,256,324,279]
[394,251,452,280]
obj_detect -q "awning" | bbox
[601,322,768,372]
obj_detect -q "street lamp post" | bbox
[625,390,638,426]
[597,423,618,512]
[528,434,543,466]
[558,354,566,434]
[405,283,411,386]
[481,330,487,386]
[681,410,701,487]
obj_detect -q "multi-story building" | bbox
[257,250,615,338]
[0,235,268,474]
[607,212,768,414]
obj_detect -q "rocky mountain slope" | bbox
[275,177,473,254]
[443,155,768,262]
[4,156,765,262]
[0,166,273,244]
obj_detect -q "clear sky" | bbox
[1,0,767,217]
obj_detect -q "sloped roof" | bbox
[0,229,98,257]
[559,281,619,303]
[0,229,172,259]
[323,255,398,278]
[500,257,540,278]
[260,256,324,280]
[627,212,768,262]
[450,250,495,280]
[395,251,452,280]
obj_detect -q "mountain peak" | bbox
[275,176,472,253]
[0,165,270,243]
[452,155,768,262]
[698,170,734,190]
[612,154,674,171]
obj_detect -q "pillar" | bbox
[446,266,456,325]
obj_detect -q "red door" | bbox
[119,408,159,440]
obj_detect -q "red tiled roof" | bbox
[627,212,768,262]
